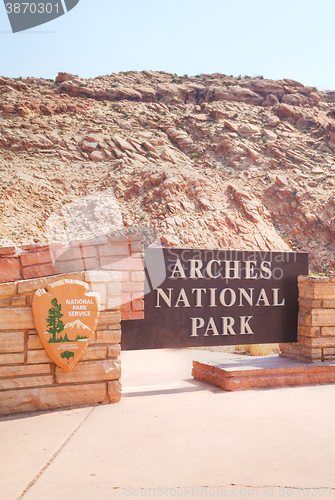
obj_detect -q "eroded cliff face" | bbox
[1,70,335,272]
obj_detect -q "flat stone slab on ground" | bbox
[192,354,335,391]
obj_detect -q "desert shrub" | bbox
[235,344,278,356]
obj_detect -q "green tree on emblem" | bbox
[47,298,64,343]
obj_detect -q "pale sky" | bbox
[1,0,335,91]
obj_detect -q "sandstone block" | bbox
[0,331,25,353]
[307,373,335,384]
[0,364,51,378]
[194,367,226,389]
[100,257,123,269]
[121,311,144,321]
[107,282,121,296]
[129,242,144,253]
[121,292,131,303]
[55,359,121,384]
[75,245,98,259]
[132,299,144,311]
[224,379,240,391]
[322,327,335,336]
[271,374,309,387]
[53,247,82,262]
[95,329,121,344]
[98,243,129,258]
[121,282,144,293]
[81,346,107,361]
[85,270,122,283]
[298,306,307,319]
[303,309,335,327]
[304,284,335,300]
[108,380,122,402]
[191,367,243,390]
[28,334,43,350]
[299,299,322,308]
[20,244,50,253]
[306,364,335,373]
[0,258,21,283]
[301,347,322,360]
[119,271,129,282]
[17,272,85,294]
[0,308,34,330]
[11,296,26,307]
[280,343,302,357]
[322,300,335,308]
[83,256,100,271]
[0,375,53,390]
[81,246,98,259]
[241,376,273,390]
[0,353,24,365]
[194,361,216,374]
[322,348,335,356]
[107,345,121,358]
[55,257,98,274]
[22,263,56,280]
[0,383,107,416]
[98,310,121,326]
[96,323,121,331]
[0,282,17,298]
[107,297,121,310]
[89,283,107,306]
[121,298,132,312]
[27,349,51,364]
[0,298,10,307]
[21,250,52,267]
[131,271,145,282]
[298,326,320,338]
[102,256,143,271]
[303,337,335,349]
[0,246,16,256]
[298,336,306,346]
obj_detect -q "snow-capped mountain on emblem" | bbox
[32,279,100,371]
[64,320,92,331]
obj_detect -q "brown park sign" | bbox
[32,279,100,371]
[121,248,309,350]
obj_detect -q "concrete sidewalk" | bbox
[1,349,335,500]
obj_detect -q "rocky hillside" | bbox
[1,70,335,273]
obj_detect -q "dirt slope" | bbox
[1,70,335,273]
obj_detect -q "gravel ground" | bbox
[187,344,280,355]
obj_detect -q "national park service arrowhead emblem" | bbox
[32,279,100,371]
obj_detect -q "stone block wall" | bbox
[0,233,144,321]
[280,276,335,362]
[0,270,123,416]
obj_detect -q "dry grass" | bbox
[235,344,279,356]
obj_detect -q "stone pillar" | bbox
[280,276,335,362]
[0,270,122,416]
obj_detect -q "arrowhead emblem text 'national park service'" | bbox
[32,279,100,371]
